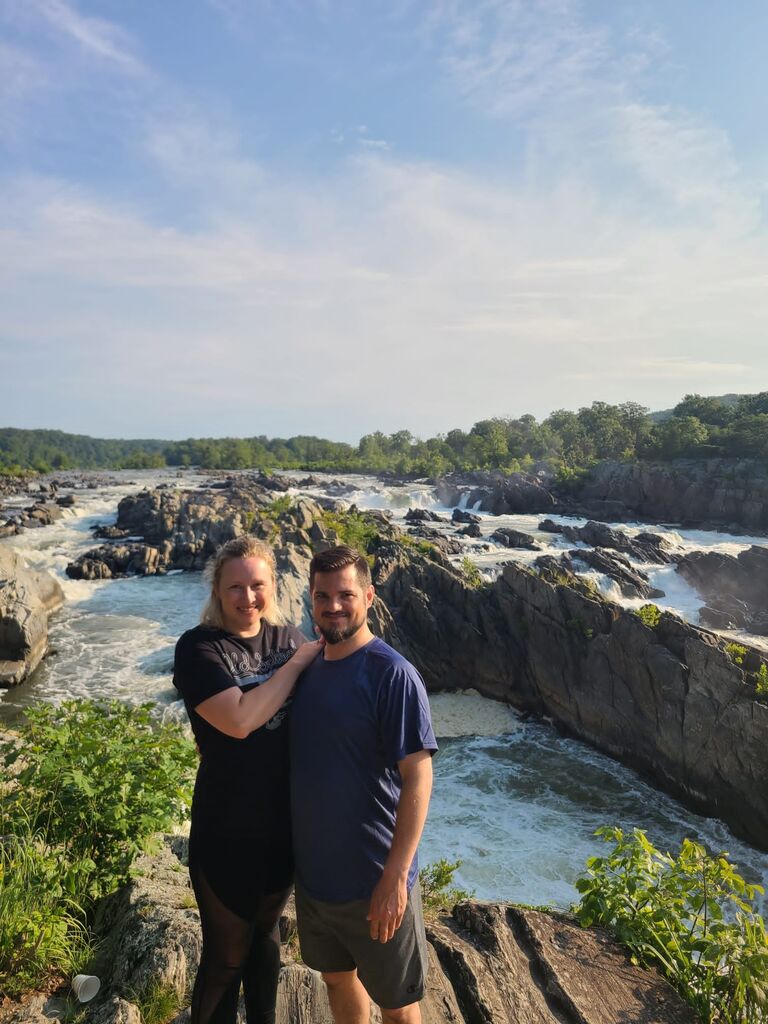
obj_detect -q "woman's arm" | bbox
[195,640,322,739]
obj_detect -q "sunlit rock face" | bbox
[0,547,63,686]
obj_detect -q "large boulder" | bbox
[435,472,556,516]
[0,548,63,686]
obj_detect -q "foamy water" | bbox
[3,471,768,907]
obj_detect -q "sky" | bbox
[2,0,768,443]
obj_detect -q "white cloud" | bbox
[27,0,145,74]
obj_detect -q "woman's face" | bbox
[216,556,275,636]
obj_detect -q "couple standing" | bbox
[174,536,437,1024]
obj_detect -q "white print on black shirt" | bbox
[222,641,297,730]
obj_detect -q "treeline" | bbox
[2,393,767,477]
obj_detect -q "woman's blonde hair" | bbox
[200,535,284,629]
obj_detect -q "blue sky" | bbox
[2,0,767,442]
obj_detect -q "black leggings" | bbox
[189,861,291,1024]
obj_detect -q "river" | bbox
[2,469,768,909]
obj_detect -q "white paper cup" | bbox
[72,974,100,1003]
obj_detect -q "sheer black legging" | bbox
[189,862,291,1024]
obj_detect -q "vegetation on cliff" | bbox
[0,701,196,997]
[575,827,768,1023]
[3,392,768,476]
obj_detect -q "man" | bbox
[290,545,437,1024]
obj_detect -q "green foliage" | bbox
[635,603,662,629]
[0,816,94,997]
[566,617,595,640]
[0,701,197,996]
[130,980,184,1024]
[266,494,295,518]
[1,701,197,897]
[725,643,748,667]
[461,556,484,588]
[3,393,768,473]
[320,509,381,556]
[419,859,473,915]
[756,663,768,697]
[575,826,768,1024]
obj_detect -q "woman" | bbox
[173,535,321,1024]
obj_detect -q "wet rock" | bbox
[0,547,64,687]
[93,524,133,540]
[676,546,768,634]
[66,543,164,580]
[569,548,658,600]
[435,472,557,516]
[538,518,564,533]
[490,528,540,550]
[560,521,674,563]
[405,508,446,523]
[451,509,482,525]
[456,523,481,538]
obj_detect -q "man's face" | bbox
[311,564,374,645]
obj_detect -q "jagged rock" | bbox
[405,508,446,523]
[55,494,75,507]
[66,543,164,580]
[93,525,132,540]
[538,518,564,533]
[0,548,64,687]
[407,526,463,556]
[76,838,693,1024]
[568,548,661,600]
[490,528,540,550]
[374,551,768,849]
[567,458,768,533]
[451,509,481,525]
[676,546,768,634]
[560,521,674,563]
[435,472,556,516]
[456,523,481,538]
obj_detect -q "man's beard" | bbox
[315,615,365,645]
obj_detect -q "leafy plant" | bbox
[419,858,473,915]
[634,603,662,629]
[320,509,381,556]
[460,557,484,588]
[0,700,197,897]
[130,979,184,1024]
[574,826,768,1023]
[755,663,768,697]
[725,642,748,667]
[0,816,93,997]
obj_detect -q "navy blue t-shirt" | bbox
[290,637,437,902]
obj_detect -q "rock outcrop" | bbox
[4,837,694,1024]
[541,520,675,564]
[676,545,768,634]
[0,548,63,687]
[568,458,768,533]
[435,472,557,515]
[374,549,768,850]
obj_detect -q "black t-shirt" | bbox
[173,621,305,836]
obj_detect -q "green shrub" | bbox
[419,859,473,915]
[460,557,484,588]
[320,509,381,556]
[756,663,768,697]
[634,603,662,629]
[130,979,184,1024]
[0,700,197,897]
[725,642,748,667]
[0,817,93,997]
[575,826,768,1023]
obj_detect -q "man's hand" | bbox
[366,868,408,943]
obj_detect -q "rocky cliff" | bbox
[373,547,768,851]
[435,459,768,533]
[2,837,696,1024]
[0,547,63,687]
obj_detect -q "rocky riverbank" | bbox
[0,836,696,1024]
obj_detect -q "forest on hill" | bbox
[2,393,767,477]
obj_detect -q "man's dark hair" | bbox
[310,545,372,590]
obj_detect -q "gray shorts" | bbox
[295,882,429,1010]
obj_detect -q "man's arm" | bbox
[366,749,433,943]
